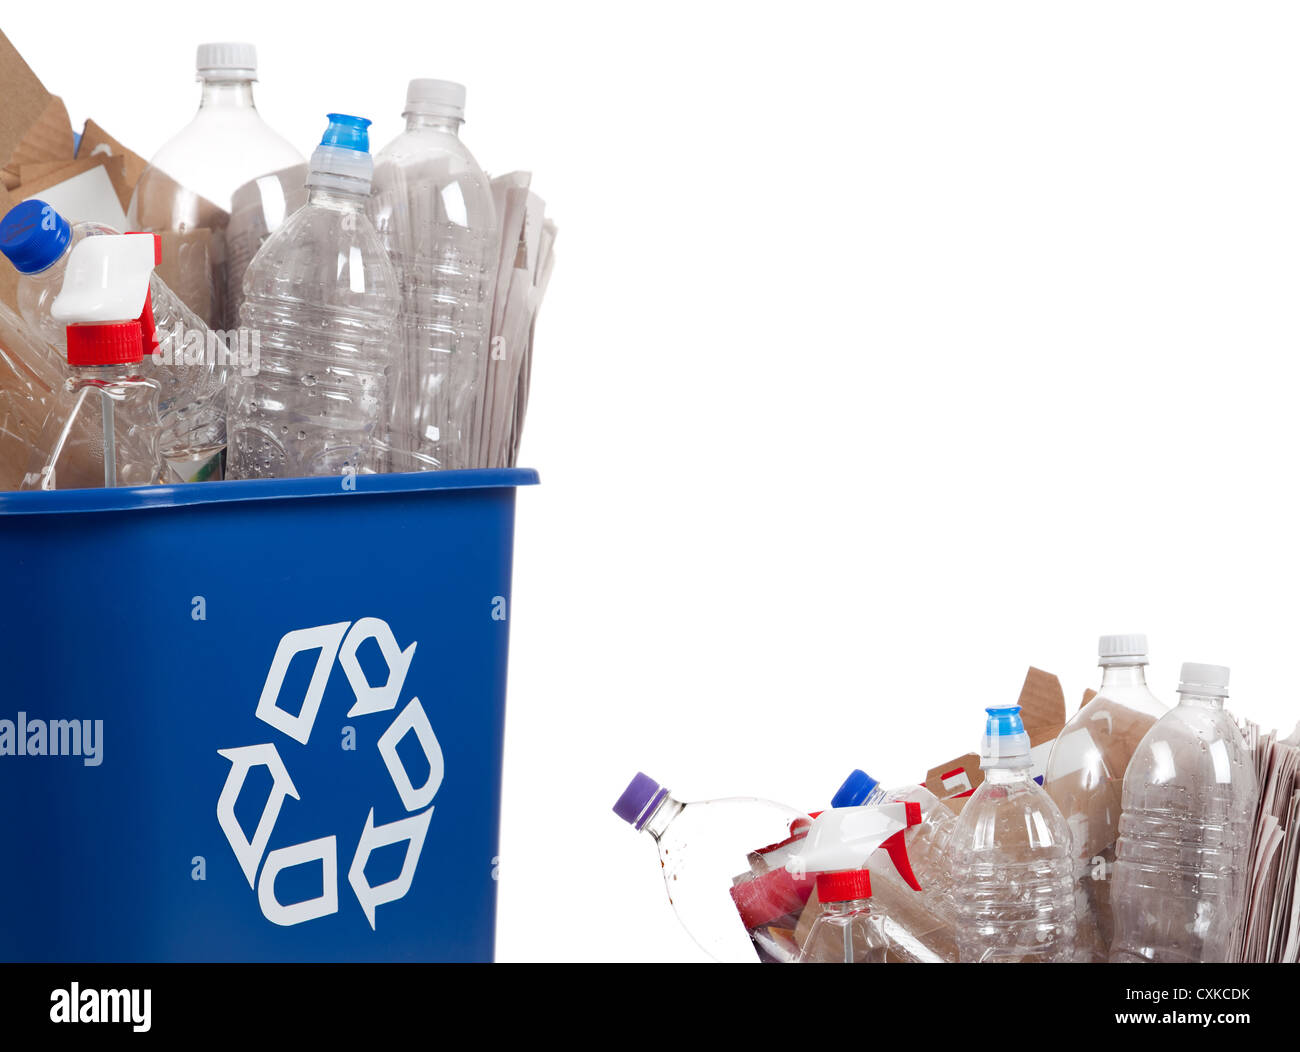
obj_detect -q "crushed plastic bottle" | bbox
[1,200,229,481]
[128,42,305,329]
[1110,663,1258,963]
[613,772,808,962]
[369,79,499,471]
[0,301,59,489]
[228,114,400,480]
[951,705,1077,962]
[1044,634,1167,961]
[22,235,172,489]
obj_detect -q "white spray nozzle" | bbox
[51,234,155,325]
[784,801,922,886]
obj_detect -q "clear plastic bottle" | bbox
[952,705,1077,962]
[229,114,400,480]
[1,200,229,481]
[797,871,888,963]
[21,235,171,489]
[1110,663,1259,963]
[1044,634,1167,961]
[613,772,809,962]
[128,42,305,330]
[0,301,59,489]
[368,79,499,471]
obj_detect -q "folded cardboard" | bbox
[0,30,74,192]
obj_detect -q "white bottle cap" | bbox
[197,42,258,81]
[1178,662,1230,698]
[1099,634,1149,666]
[404,79,466,121]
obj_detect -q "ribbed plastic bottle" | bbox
[128,42,305,329]
[0,200,228,481]
[228,114,400,480]
[1110,663,1258,963]
[613,772,809,962]
[22,235,171,489]
[368,79,499,471]
[796,871,888,963]
[951,705,1077,962]
[1043,634,1167,961]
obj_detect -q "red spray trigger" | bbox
[879,802,924,892]
[128,233,161,353]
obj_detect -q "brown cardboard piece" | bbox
[0,30,75,191]
[0,185,15,313]
[16,154,131,214]
[77,120,148,198]
[924,666,1070,814]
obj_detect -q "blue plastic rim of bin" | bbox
[0,467,537,962]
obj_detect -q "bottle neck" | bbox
[824,899,870,916]
[199,79,256,111]
[306,187,368,210]
[405,112,463,135]
[984,766,1032,785]
[1177,690,1225,711]
[640,793,683,840]
[1100,663,1149,690]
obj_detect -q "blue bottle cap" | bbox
[0,199,71,275]
[984,705,1026,737]
[831,769,880,808]
[320,113,372,153]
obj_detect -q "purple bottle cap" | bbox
[613,772,667,830]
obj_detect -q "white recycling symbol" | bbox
[216,618,444,930]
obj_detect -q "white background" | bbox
[8,2,1300,962]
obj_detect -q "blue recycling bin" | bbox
[0,467,537,962]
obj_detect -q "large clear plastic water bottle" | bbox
[951,705,1077,962]
[1110,663,1258,963]
[613,772,809,962]
[1044,634,1167,961]
[368,80,499,471]
[128,43,305,330]
[228,115,400,480]
[1,200,229,481]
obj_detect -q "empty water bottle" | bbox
[613,772,808,962]
[0,301,58,488]
[128,42,305,329]
[228,114,400,480]
[951,705,1076,962]
[369,79,499,471]
[1,200,228,481]
[1044,634,1167,961]
[1110,663,1258,963]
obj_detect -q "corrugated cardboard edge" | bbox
[2,95,74,189]
[78,120,147,199]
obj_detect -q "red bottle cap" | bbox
[66,321,144,367]
[815,869,872,903]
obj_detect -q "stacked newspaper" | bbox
[1234,719,1300,962]
[468,171,555,469]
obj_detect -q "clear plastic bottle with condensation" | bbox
[1043,634,1167,962]
[229,114,400,480]
[368,80,499,471]
[951,705,1077,962]
[1110,663,1258,963]
[613,772,809,962]
[21,235,172,489]
[797,870,888,963]
[128,43,305,330]
[1,200,229,481]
